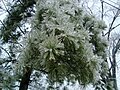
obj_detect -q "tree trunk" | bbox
[19,67,32,90]
[112,54,118,90]
[111,39,120,90]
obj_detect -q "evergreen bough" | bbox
[17,0,110,89]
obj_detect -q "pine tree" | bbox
[17,0,111,89]
[0,0,112,90]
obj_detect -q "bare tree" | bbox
[81,0,120,89]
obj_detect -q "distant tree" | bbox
[80,0,120,89]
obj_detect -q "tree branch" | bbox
[0,0,35,43]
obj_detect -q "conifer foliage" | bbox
[0,0,111,90]
[17,0,109,89]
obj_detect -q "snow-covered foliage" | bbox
[16,0,109,89]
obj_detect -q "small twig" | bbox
[111,23,120,30]
[0,20,7,29]
[100,0,104,20]
[104,23,120,36]
[0,46,11,58]
[108,0,120,6]
[104,9,120,40]
[102,0,120,10]
[1,0,11,15]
